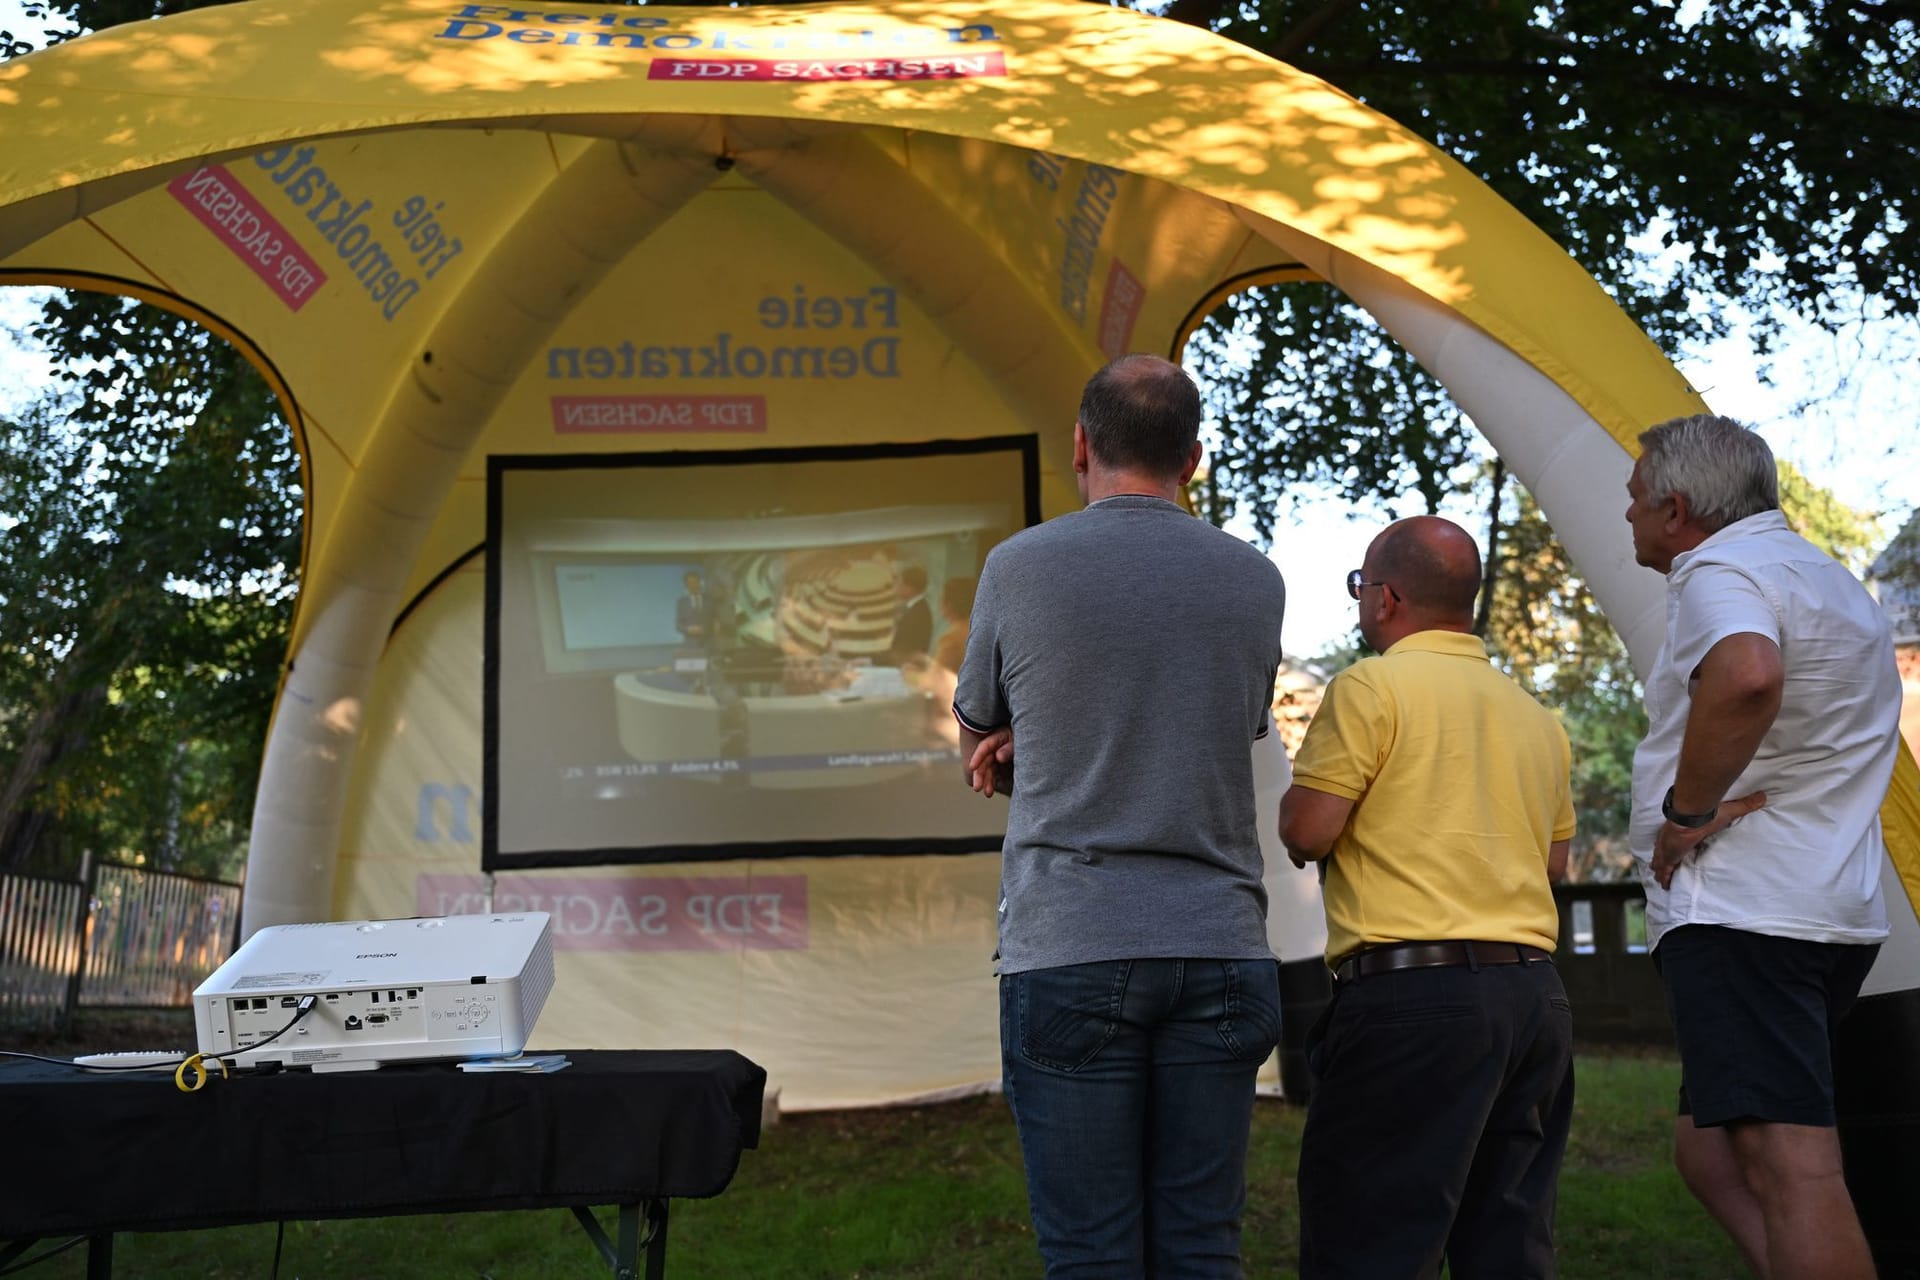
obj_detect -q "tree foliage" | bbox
[1776,456,1887,572]
[1180,0,1919,535]
[1187,284,1478,535]
[0,295,299,876]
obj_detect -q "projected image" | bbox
[487,443,1034,867]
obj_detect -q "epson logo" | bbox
[356,952,399,959]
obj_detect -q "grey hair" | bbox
[1636,414,1779,533]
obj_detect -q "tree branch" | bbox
[1296,55,1920,135]
[1157,0,1235,36]
[1474,459,1505,639]
[1273,0,1368,64]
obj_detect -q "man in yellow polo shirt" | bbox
[1280,515,1574,1280]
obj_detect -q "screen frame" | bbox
[482,436,1041,870]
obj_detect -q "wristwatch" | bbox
[1661,786,1718,829]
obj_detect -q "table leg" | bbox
[570,1200,667,1279]
[616,1202,639,1278]
[86,1232,114,1280]
[645,1200,668,1280]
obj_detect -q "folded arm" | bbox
[956,720,1014,798]
[1279,784,1355,869]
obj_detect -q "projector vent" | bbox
[517,925,556,1035]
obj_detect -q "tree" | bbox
[1188,283,1479,537]
[1179,1,1919,535]
[0,294,299,876]
[1473,468,1645,879]
[1776,457,1887,574]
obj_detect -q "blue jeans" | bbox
[1001,957,1282,1279]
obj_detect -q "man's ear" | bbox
[1373,583,1397,628]
[1178,440,1204,487]
[1072,422,1089,475]
[1666,490,1691,534]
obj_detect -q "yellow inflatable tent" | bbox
[2,0,1915,1113]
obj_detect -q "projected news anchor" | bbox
[891,563,934,659]
[674,571,707,643]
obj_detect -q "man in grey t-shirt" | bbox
[954,354,1286,1278]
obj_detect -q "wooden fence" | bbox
[1553,880,1674,1044]
[0,861,241,1033]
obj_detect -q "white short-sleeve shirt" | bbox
[1630,510,1900,950]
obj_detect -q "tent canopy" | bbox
[4,0,1915,1106]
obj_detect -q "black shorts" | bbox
[1654,924,1879,1128]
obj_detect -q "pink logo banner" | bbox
[417,873,809,951]
[551,395,767,433]
[168,164,326,310]
[649,52,1006,82]
[1098,258,1146,361]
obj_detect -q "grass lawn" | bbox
[17,1042,1743,1279]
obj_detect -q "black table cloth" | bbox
[0,1048,764,1238]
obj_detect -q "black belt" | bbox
[1331,940,1552,986]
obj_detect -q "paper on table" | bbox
[457,1054,571,1073]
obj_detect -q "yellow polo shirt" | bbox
[1292,630,1574,966]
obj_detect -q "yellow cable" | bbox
[173,1053,231,1093]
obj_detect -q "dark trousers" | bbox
[1297,961,1575,1279]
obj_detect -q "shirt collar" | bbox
[1670,509,1790,574]
[1085,494,1186,513]
[1381,630,1490,662]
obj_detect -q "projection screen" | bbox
[485,437,1039,868]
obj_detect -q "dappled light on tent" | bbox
[321,698,359,737]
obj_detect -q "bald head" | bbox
[1368,516,1482,623]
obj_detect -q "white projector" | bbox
[193,912,555,1072]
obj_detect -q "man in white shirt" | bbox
[1625,414,1899,1280]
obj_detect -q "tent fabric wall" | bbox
[2,0,1914,1106]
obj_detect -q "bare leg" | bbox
[1674,1116,1770,1277]
[1726,1120,1875,1280]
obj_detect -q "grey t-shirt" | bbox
[953,495,1287,973]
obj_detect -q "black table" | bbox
[0,1048,765,1279]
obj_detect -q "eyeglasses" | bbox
[1345,570,1399,602]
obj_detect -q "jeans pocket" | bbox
[1218,958,1283,1061]
[1017,961,1128,1072]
